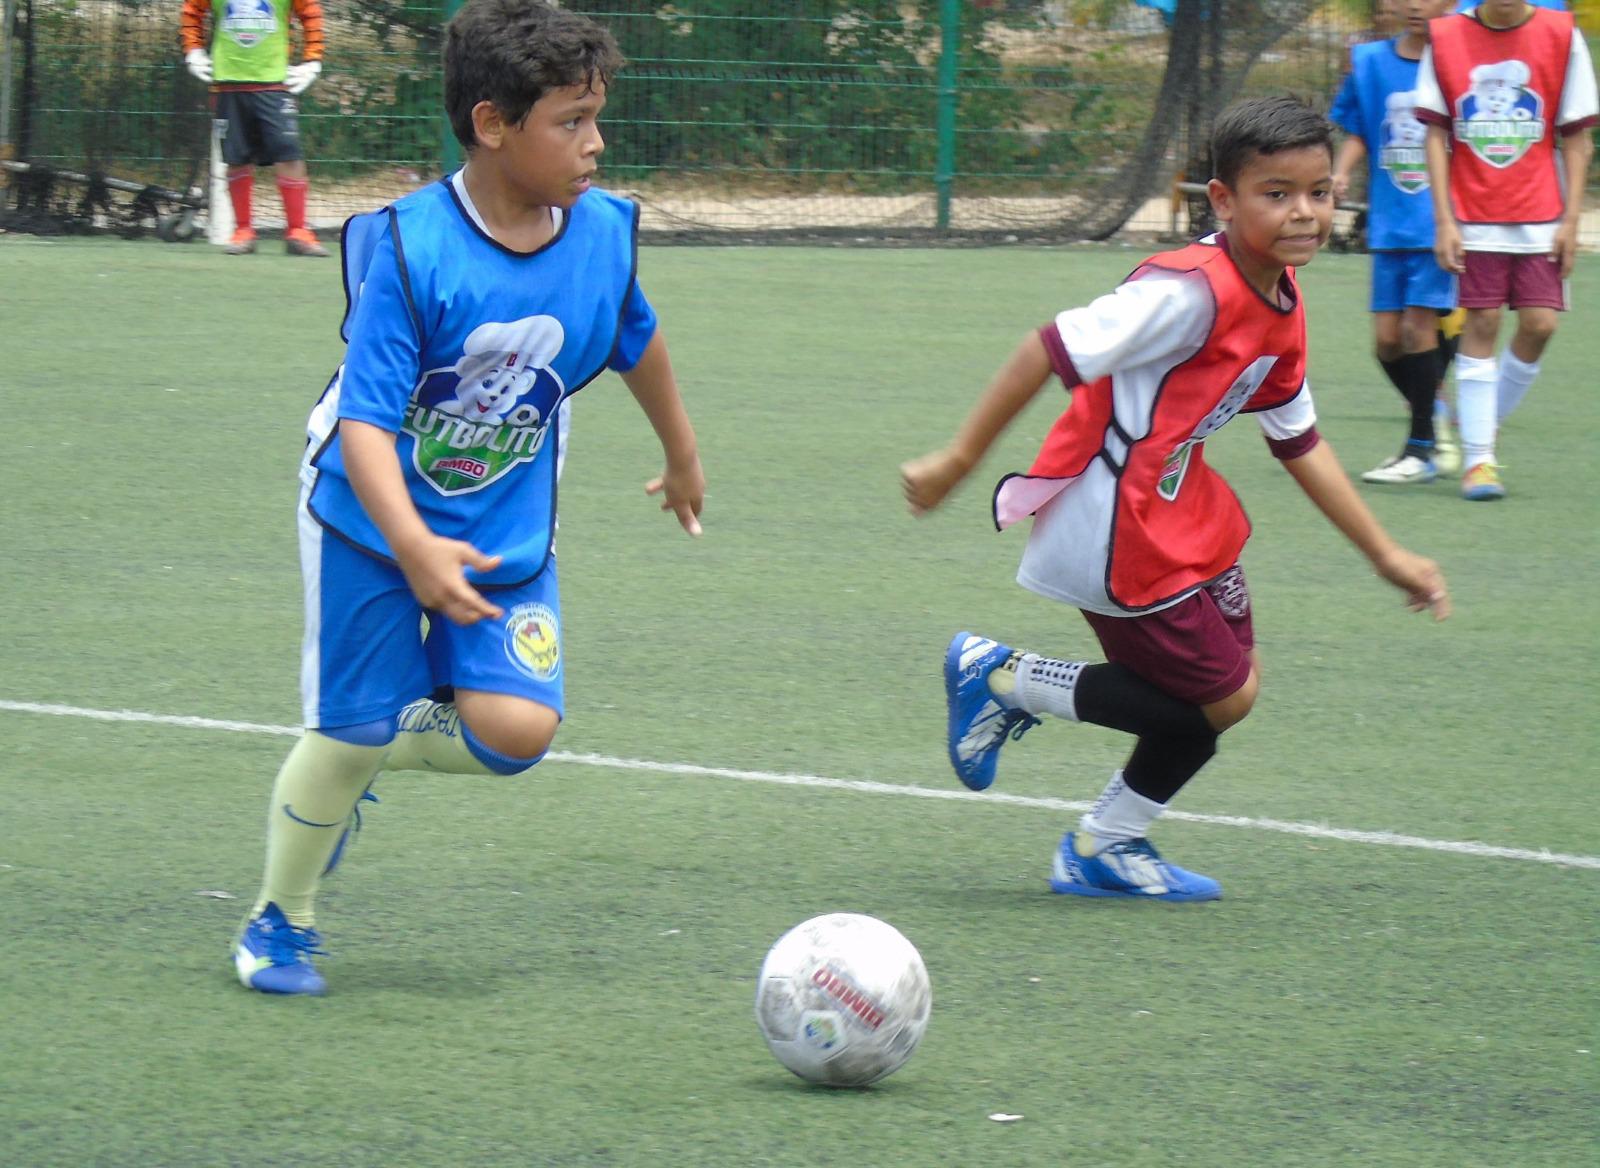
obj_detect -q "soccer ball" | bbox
[754,913,931,1087]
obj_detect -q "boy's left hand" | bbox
[646,454,705,536]
[1374,547,1451,621]
[901,448,972,515]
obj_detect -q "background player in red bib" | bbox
[1414,0,1597,499]
[901,97,1450,902]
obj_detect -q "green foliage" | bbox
[577,1,1106,187]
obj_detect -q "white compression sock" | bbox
[1454,353,1498,467]
[1078,770,1164,853]
[1495,349,1539,422]
[1009,654,1087,721]
[255,732,388,926]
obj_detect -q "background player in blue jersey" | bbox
[1331,0,1462,485]
[234,0,705,996]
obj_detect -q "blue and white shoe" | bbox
[944,631,1040,792]
[234,902,327,995]
[1049,832,1221,902]
[322,788,379,876]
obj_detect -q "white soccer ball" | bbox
[754,913,932,1087]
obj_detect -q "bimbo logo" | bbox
[811,965,886,1030]
[433,456,490,480]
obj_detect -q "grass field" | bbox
[2,234,1596,1168]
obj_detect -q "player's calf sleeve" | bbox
[1494,349,1539,423]
[1454,354,1498,465]
[384,698,545,776]
[1121,732,1219,804]
[1011,657,1213,739]
[255,731,387,926]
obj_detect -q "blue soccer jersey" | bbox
[302,178,657,586]
[1331,39,1437,250]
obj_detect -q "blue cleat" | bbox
[944,631,1039,792]
[1049,832,1221,902]
[323,788,379,876]
[234,902,327,995]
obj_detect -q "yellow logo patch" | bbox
[505,602,561,681]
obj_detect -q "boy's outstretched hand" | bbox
[901,448,973,516]
[1375,547,1451,621]
[395,533,505,626]
[645,453,705,536]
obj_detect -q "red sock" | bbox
[277,176,309,232]
[227,171,254,233]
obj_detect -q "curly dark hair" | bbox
[1211,97,1333,189]
[444,0,625,152]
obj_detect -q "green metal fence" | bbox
[3,1,1594,244]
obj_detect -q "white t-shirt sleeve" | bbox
[1558,32,1599,128]
[1049,270,1213,386]
[1413,45,1446,118]
[1255,381,1318,440]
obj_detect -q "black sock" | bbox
[1123,733,1219,803]
[1378,354,1409,397]
[1072,663,1215,739]
[1393,349,1438,452]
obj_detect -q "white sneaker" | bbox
[1362,453,1437,484]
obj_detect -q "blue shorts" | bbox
[297,499,564,728]
[1370,250,1457,313]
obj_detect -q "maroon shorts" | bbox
[1459,251,1567,311]
[1080,566,1254,706]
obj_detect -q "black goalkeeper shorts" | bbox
[213,88,305,167]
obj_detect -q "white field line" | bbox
[5,699,1598,871]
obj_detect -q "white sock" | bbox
[1454,353,1498,467]
[1008,653,1087,721]
[1078,770,1163,853]
[1495,349,1539,422]
[254,732,388,926]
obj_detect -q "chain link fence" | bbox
[2,0,1594,244]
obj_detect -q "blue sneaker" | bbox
[234,902,327,995]
[1049,832,1221,902]
[944,631,1040,791]
[322,788,379,876]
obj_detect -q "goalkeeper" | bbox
[180,0,330,256]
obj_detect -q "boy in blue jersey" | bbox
[1331,0,1462,484]
[233,0,705,995]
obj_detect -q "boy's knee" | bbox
[1516,311,1558,347]
[455,692,561,769]
[459,707,559,774]
[1463,308,1501,348]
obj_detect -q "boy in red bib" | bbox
[1414,0,1597,499]
[901,98,1450,902]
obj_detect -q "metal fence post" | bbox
[442,0,464,173]
[0,0,16,155]
[934,0,958,231]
